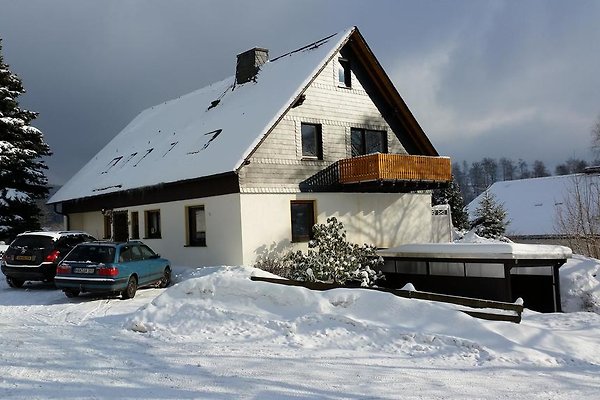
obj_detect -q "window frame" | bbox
[144,209,162,239]
[103,215,111,239]
[186,205,207,247]
[290,200,316,243]
[130,211,140,240]
[350,128,388,157]
[337,58,351,88]
[300,123,323,160]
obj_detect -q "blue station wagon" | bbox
[54,241,171,299]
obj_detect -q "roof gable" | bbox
[50,26,436,204]
[50,28,354,204]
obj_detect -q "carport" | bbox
[378,242,572,312]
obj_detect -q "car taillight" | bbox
[56,263,71,274]
[98,266,119,277]
[45,249,61,263]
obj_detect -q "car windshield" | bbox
[64,245,115,264]
[10,235,54,249]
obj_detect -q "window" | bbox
[465,263,505,278]
[119,246,133,263]
[131,212,139,240]
[351,128,388,157]
[338,58,351,88]
[395,260,428,275]
[290,201,315,242]
[103,215,111,239]
[139,244,156,259]
[187,206,207,246]
[301,123,322,159]
[429,262,465,277]
[145,210,161,239]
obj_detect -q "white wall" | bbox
[239,192,432,265]
[69,212,105,239]
[68,194,244,267]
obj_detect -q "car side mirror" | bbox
[150,254,160,259]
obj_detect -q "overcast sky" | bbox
[1,0,599,185]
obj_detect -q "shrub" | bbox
[284,217,383,287]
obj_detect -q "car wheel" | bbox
[121,276,138,300]
[6,276,24,288]
[158,267,171,288]
[64,289,80,298]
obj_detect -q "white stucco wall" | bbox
[69,191,433,267]
[239,192,432,265]
[69,212,105,240]
[69,194,244,267]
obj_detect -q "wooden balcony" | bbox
[339,154,451,184]
[300,153,452,193]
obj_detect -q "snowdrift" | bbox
[127,266,600,367]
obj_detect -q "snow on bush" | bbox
[285,217,383,287]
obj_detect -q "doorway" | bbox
[112,211,129,242]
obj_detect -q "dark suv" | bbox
[1,231,96,288]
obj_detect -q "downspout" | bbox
[53,202,70,230]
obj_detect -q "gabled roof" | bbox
[467,173,600,236]
[50,26,435,204]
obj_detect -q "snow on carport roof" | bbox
[379,242,572,260]
[49,27,355,204]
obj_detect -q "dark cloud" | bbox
[1,1,599,183]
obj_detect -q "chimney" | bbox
[236,47,269,84]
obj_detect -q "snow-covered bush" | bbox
[284,217,383,287]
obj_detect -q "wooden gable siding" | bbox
[238,49,407,193]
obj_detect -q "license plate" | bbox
[16,255,34,261]
[74,267,95,274]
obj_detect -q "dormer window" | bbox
[338,58,351,88]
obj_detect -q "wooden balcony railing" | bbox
[338,153,451,184]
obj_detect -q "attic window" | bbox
[133,148,154,167]
[122,152,138,166]
[187,129,223,155]
[338,58,351,88]
[163,142,178,157]
[207,99,220,110]
[102,156,123,174]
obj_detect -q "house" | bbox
[466,171,600,257]
[48,26,452,266]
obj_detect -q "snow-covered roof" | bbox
[467,173,600,237]
[379,242,572,261]
[49,28,356,204]
[16,230,90,241]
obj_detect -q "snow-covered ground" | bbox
[1,262,599,399]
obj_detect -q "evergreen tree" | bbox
[473,191,508,239]
[0,39,51,242]
[432,178,469,231]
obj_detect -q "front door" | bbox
[112,211,129,242]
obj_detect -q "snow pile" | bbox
[560,254,600,313]
[127,266,600,366]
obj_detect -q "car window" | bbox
[131,245,143,261]
[139,245,156,259]
[10,235,53,250]
[119,246,133,263]
[64,245,115,263]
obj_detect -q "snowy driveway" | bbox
[1,266,599,399]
